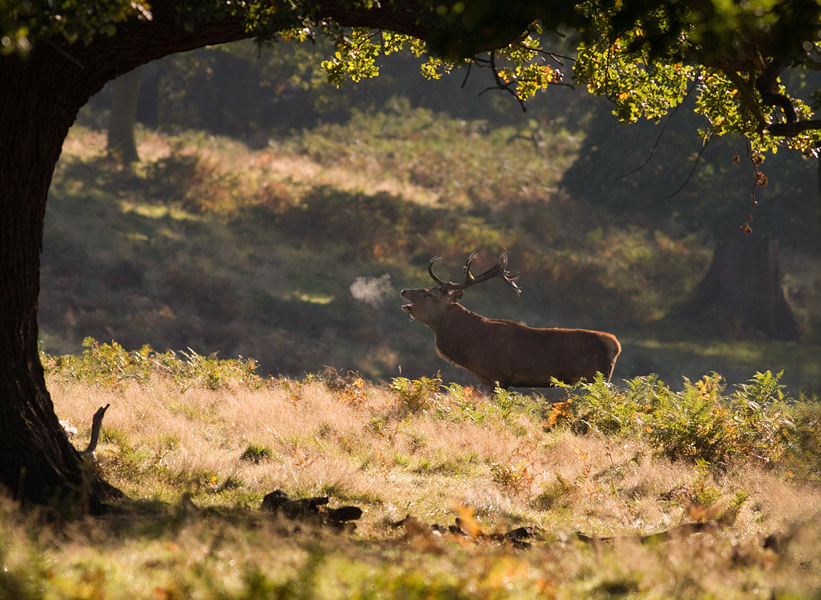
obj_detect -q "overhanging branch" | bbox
[721,69,767,132]
[755,55,797,125]
[477,52,526,112]
[767,120,821,136]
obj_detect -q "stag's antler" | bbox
[428,251,521,295]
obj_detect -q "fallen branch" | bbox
[79,404,110,458]
[391,515,539,549]
[260,489,363,529]
[575,521,719,546]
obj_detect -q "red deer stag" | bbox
[401,252,621,389]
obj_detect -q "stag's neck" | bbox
[429,303,473,334]
[433,304,486,362]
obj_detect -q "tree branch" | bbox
[756,55,797,124]
[520,44,575,65]
[721,69,767,132]
[478,52,526,112]
[664,134,712,199]
[460,60,472,88]
[80,404,110,457]
[767,120,821,136]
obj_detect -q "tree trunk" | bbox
[677,234,800,340]
[137,61,162,129]
[0,8,255,511]
[108,66,143,163]
[0,55,121,513]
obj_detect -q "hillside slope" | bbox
[41,107,820,392]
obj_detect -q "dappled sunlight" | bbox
[48,119,820,393]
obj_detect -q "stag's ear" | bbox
[447,289,463,302]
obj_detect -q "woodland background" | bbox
[41,40,821,394]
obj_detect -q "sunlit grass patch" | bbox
[4,360,819,598]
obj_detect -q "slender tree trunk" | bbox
[677,234,800,340]
[108,66,143,163]
[137,61,161,128]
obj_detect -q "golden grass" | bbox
[61,125,442,208]
[51,376,821,536]
[0,376,818,598]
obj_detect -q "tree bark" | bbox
[677,234,800,340]
[0,0,439,511]
[108,66,143,163]
[0,11,260,510]
[137,62,161,128]
[0,53,120,512]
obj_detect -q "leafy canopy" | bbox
[427,0,821,157]
[1,0,152,54]
[5,0,821,157]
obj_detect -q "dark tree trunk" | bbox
[0,0,434,510]
[137,62,162,129]
[0,52,121,512]
[677,234,800,340]
[108,66,143,163]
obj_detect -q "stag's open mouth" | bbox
[401,304,412,314]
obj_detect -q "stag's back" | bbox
[435,305,620,388]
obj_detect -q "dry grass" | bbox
[8,376,813,598]
[50,376,821,531]
[61,125,441,209]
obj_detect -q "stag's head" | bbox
[401,252,520,328]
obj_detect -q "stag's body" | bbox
[402,253,621,388]
[435,305,618,387]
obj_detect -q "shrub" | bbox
[389,374,442,413]
[781,396,821,481]
[490,460,533,494]
[552,370,804,470]
[42,337,266,391]
[648,371,792,467]
[240,443,272,464]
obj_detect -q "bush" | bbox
[389,374,443,413]
[549,370,808,470]
[42,337,266,391]
[781,397,821,481]
[240,443,272,463]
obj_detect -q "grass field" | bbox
[2,352,820,599]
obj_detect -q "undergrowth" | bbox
[546,371,821,477]
[42,337,265,391]
[12,341,821,599]
[45,338,821,479]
